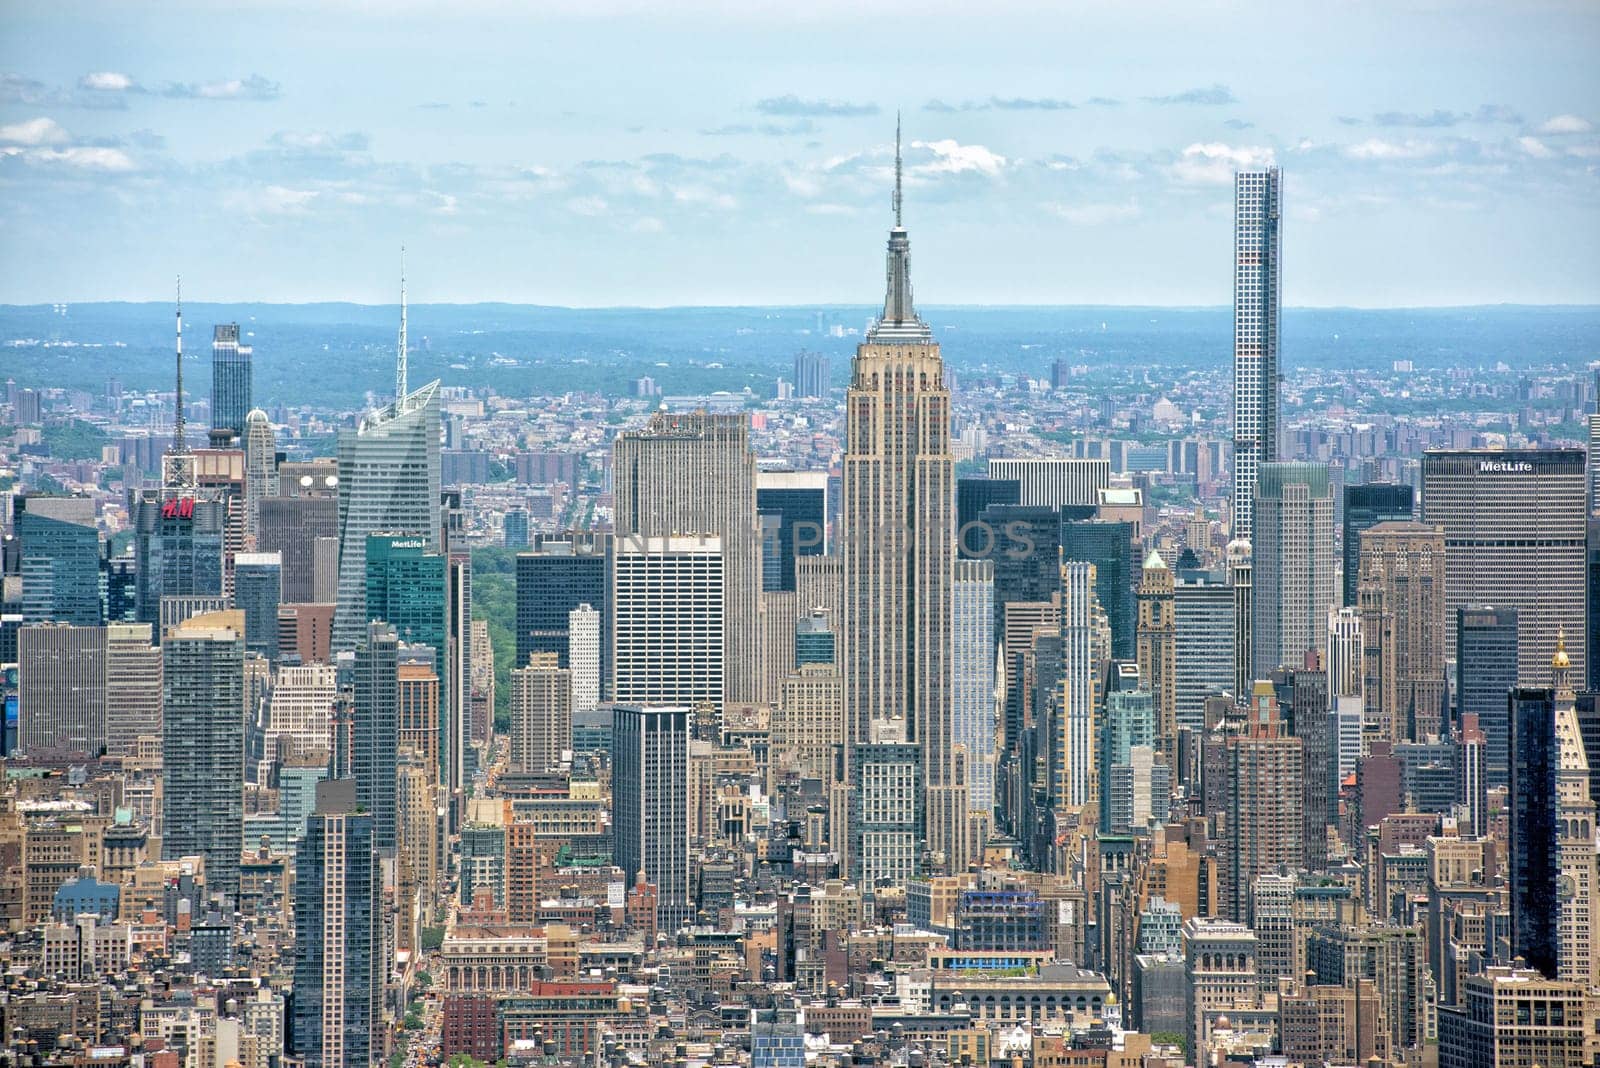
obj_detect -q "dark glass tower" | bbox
[1456,605,1519,789]
[612,704,690,931]
[1508,685,1559,977]
[957,476,1020,558]
[756,473,827,593]
[353,621,400,853]
[16,496,101,626]
[1342,482,1414,606]
[514,534,610,680]
[1061,519,1137,660]
[209,323,253,445]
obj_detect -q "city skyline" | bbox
[2,2,1598,307]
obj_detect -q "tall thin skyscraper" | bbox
[568,603,600,715]
[1356,521,1447,742]
[353,621,400,854]
[841,120,959,872]
[162,609,245,899]
[1061,520,1136,660]
[794,350,830,399]
[209,323,253,446]
[1137,549,1177,767]
[1231,167,1281,543]
[105,622,161,759]
[1457,605,1520,789]
[1175,570,1234,735]
[612,411,761,702]
[612,704,690,931]
[1252,462,1336,680]
[510,651,571,774]
[1053,561,1098,810]
[1230,539,1254,697]
[952,559,996,837]
[1223,683,1303,923]
[242,408,277,548]
[234,552,282,660]
[291,778,382,1068]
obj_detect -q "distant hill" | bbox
[2,303,1594,408]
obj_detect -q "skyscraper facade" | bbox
[1174,571,1234,735]
[841,147,960,870]
[1062,519,1136,660]
[162,609,246,898]
[105,622,161,759]
[234,552,282,660]
[756,469,829,593]
[952,558,997,825]
[131,487,226,632]
[987,457,1110,510]
[611,704,691,930]
[209,323,253,445]
[1356,521,1447,742]
[1421,448,1586,683]
[611,535,725,712]
[613,411,761,702]
[1223,683,1303,923]
[514,534,610,678]
[1252,462,1336,680]
[353,621,400,855]
[568,603,601,715]
[1342,483,1414,606]
[1457,605,1520,789]
[1230,167,1281,544]
[242,408,277,547]
[16,496,101,626]
[1137,549,1178,766]
[18,624,107,757]
[291,778,382,1068]
[511,651,571,774]
[793,350,830,399]
[332,380,442,653]
[956,476,1021,557]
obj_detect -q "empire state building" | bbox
[841,122,963,879]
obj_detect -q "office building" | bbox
[259,473,339,606]
[1252,462,1336,680]
[612,704,691,930]
[1053,561,1098,809]
[1099,663,1160,834]
[131,487,226,631]
[794,609,835,667]
[1231,166,1281,543]
[849,741,924,892]
[1137,549,1177,766]
[264,662,337,763]
[242,408,277,547]
[793,350,829,398]
[1437,966,1600,1068]
[291,778,382,1068]
[514,534,609,682]
[987,457,1110,509]
[956,476,1020,558]
[1185,917,1259,1064]
[776,663,843,787]
[332,379,442,653]
[756,469,828,592]
[1326,607,1363,705]
[1223,683,1304,922]
[1343,483,1414,606]
[1422,448,1586,682]
[611,534,725,712]
[396,652,440,779]
[1230,539,1253,698]
[353,621,399,854]
[511,652,571,774]
[1458,606,1519,789]
[613,410,761,702]
[162,610,245,899]
[18,624,107,757]
[568,603,600,715]
[1061,519,1135,659]
[233,552,282,660]
[503,508,528,548]
[1509,635,1598,984]
[209,323,252,445]
[16,496,101,626]
[105,623,161,759]
[1357,521,1447,741]
[1174,571,1234,736]
[952,559,997,825]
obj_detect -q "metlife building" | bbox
[1421,448,1586,684]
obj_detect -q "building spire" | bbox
[173,276,187,456]
[396,245,408,402]
[867,114,930,343]
[893,110,903,229]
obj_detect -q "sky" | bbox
[1,0,1597,308]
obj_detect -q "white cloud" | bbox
[1047,199,1140,225]
[1343,137,1439,160]
[432,192,459,215]
[567,195,608,216]
[913,138,1008,177]
[227,185,319,214]
[30,146,136,171]
[631,216,664,233]
[1170,142,1274,183]
[1538,114,1593,135]
[79,71,136,92]
[1518,136,1555,159]
[0,117,69,146]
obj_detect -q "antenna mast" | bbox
[396,245,408,401]
[893,111,903,228]
[173,276,187,455]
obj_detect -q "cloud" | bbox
[1343,137,1439,160]
[226,184,319,215]
[913,138,1007,176]
[79,71,138,93]
[755,95,877,118]
[1473,104,1523,125]
[0,117,69,146]
[7,145,137,171]
[1539,113,1593,135]
[1170,142,1274,183]
[162,74,280,101]
[1223,118,1254,130]
[921,96,1073,112]
[468,99,488,109]
[700,120,816,137]
[129,128,166,149]
[567,195,608,216]
[269,130,370,152]
[1369,108,1465,128]
[1086,96,1121,107]
[1145,84,1236,106]
[415,101,450,110]
[0,73,50,104]
[1517,136,1555,159]
[1047,198,1140,225]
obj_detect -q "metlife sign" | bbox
[1477,460,1533,474]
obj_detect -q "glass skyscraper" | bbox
[209,323,253,445]
[1061,519,1136,660]
[1342,482,1414,606]
[332,380,441,653]
[16,496,101,626]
